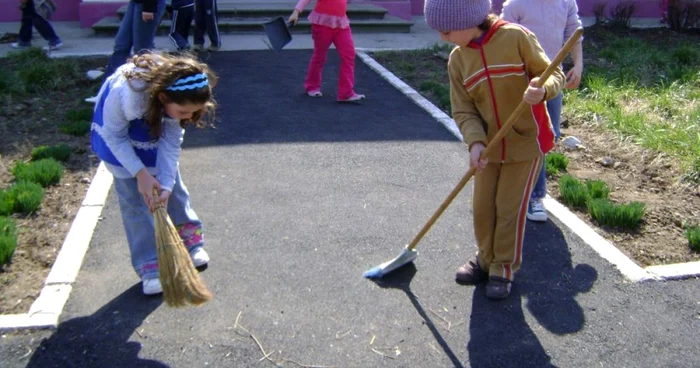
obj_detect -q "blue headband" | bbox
[167,73,209,91]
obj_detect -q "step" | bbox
[116,2,389,21]
[92,15,413,36]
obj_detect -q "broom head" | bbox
[153,190,213,307]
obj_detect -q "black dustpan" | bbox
[263,17,295,53]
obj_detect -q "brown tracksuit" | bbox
[448,19,565,281]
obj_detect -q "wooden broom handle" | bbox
[406,28,584,251]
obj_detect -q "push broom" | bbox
[153,189,213,307]
[364,28,584,279]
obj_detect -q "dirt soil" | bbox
[0,55,106,315]
[372,26,700,269]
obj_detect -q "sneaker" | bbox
[191,247,210,267]
[142,278,163,295]
[85,96,98,104]
[43,41,62,52]
[307,90,322,97]
[527,198,548,222]
[206,45,220,52]
[192,44,203,52]
[455,256,488,285]
[485,276,512,300]
[11,42,30,49]
[337,93,366,103]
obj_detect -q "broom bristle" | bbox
[154,205,213,307]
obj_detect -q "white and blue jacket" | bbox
[90,63,184,192]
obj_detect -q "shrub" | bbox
[585,179,610,200]
[0,190,14,216]
[546,152,569,175]
[65,108,93,123]
[609,1,636,28]
[672,44,700,65]
[0,217,17,266]
[559,175,589,208]
[587,198,645,230]
[687,226,700,252]
[59,120,91,137]
[666,0,700,32]
[12,158,64,187]
[6,181,44,214]
[31,144,71,162]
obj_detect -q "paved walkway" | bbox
[1,47,699,368]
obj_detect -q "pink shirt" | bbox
[500,0,582,61]
[295,0,350,29]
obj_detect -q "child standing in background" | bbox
[168,0,195,51]
[193,0,221,51]
[91,52,217,295]
[501,0,584,223]
[12,0,62,51]
[288,0,365,102]
[424,0,565,299]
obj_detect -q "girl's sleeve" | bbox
[155,120,184,193]
[448,52,487,148]
[294,0,312,12]
[500,0,521,23]
[518,30,565,101]
[564,0,583,41]
[100,86,147,177]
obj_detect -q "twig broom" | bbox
[153,189,213,307]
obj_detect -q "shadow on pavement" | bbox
[25,284,167,368]
[467,220,598,368]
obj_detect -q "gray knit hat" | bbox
[424,0,492,32]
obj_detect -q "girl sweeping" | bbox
[424,0,565,299]
[288,0,365,102]
[91,52,217,295]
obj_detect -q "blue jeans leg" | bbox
[18,1,60,45]
[113,176,159,280]
[531,93,564,201]
[103,0,166,80]
[113,169,203,280]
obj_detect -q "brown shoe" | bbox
[455,256,488,285]
[485,276,512,300]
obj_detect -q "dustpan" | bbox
[263,16,295,53]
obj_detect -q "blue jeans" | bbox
[18,0,60,46]
[104,0,166,80]
[530,93,563,201]
[113,170,204,280]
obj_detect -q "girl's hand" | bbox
[523,77,546,105]
[288,10,299,25]
[566,64,583,89]
[157,190,172,210]
[136,169,162,212]
[142,12,154,21]
[469,143,488,173]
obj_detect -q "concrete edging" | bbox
[357,51,700,283]
[0,162,113,331]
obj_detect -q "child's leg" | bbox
[490,156,543,281]
[27,2,61,45]
[113,177,159,280]
[305,24,334,93]
[104,2,137,79]
[546,93,563,141]
[472,162,500,272]
[193,0,206,46]
[17,2,34,45]
[204,0,221,47]
[332,26,357,100]
[169,5,194,50]
[166,170,204,253]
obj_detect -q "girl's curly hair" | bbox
[123,52,218,138]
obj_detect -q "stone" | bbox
[86,70,104,81]
[597,157,615,167]
[562,136,582,150]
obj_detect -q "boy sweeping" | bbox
[423,0,565,299]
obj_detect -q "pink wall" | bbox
[0,0,81,22]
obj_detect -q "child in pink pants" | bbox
[288,0,365,102]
